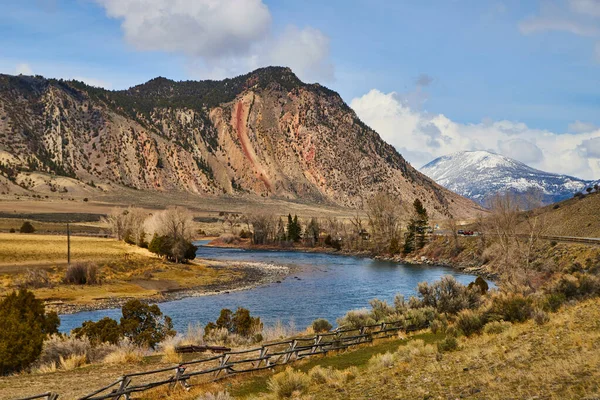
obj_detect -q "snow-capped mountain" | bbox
[421,150,597,206]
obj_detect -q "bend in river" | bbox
[59,241,488,333]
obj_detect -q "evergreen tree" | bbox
[403,199,429,254]
[0,290,60,374]
[286,214,302,242]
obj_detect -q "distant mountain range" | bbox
[0,67,479,218]
[421,150,598,206]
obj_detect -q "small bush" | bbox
[368,351,396,370]
[311,318,332,333]
[20,221,35,233]
[437,336,458,353]
[18,269,51,288]
[267,367,310,399]
[239,230,252,239]
[72,317,122,345]
[9,228,15,233]
[533,309,550,325]
[489,293,533,323]
[542,293,566,313]
[218,233,240,244]
[404,306,437,330]
[483,320,512,335]
[64,263,99,285]
[336,309,375,329]
[58,354,88,370]
[103,341,144,364]
[430,317,448,334]
[455,309,485,337]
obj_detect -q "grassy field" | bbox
[3,297,598,399]
[0,233,243,309]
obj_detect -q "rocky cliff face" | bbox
[0,67,478,217]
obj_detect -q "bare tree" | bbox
[249,213,275,245]
[146,207,195,242]
[103,208,128,240]
[443,216,461,254]
[366,193,404,253]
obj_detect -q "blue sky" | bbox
[2,0,600,178]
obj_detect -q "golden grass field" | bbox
[1,297,598,400]
[0,233,243,308]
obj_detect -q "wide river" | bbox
[59,241,485,333]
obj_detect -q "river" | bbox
[58,241,486,333]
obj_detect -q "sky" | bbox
[1,0,600,180]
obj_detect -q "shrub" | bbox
[19,221,35,233]
[369,298,395,322]
[64,262,99,285]
[455,309,484,337]
[120,300,175,349]
[542,293,566,313]
[483,320,512,335]
[0,290,60,374]
[239,230,252,239]
[103,341,144,364]
[267,367,310,399]
[417,275,481,315]
[72,317,122,345]
[429,317,447,334]
[533,309,550,325]
[18,269,51,288]
[489,293,533,323]
[336,309,376,329]
[403,306,437,330]
[468,276,489,294]
[204,307,262,339]
[437,336,458,353]
[368,351,396,369]
[308,366,358,388]
[58,354,88,370]
[311,318,333,333]
[9,228,15,233]
[83,198,89,202]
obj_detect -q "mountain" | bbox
[421,150,597,206]
[0,67,479,218]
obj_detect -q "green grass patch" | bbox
[230,331,444,398]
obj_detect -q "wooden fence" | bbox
[15,321,415,400]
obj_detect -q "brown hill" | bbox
[0,67,480,218]
[526,191,600,238]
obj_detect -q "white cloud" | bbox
[350,89,600,180]
[568,120,598,133]
[519,0,600,61]
[96,0,334,83]
[15,63,33,75]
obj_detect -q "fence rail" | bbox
[15,321,413,400]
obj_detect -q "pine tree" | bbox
[404,199,429,254]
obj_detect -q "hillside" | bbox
[524,190,600,238]
[0,68,479,218]
[421,150,596,206]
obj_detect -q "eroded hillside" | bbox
[0,67,479,218]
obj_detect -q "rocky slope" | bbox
[421,150,598,206]
[0,67,478,218]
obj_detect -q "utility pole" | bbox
[67,223,71,266]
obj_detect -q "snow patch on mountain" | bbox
[421,150,598,205]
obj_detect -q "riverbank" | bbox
[50,260,290,314]
[0,233,291,315]
[207,236,496,279]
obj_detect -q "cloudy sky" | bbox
[2,0,600,180]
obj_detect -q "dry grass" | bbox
[280,298,600,399]
[102,344,145,365]
[0,233,244,308]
